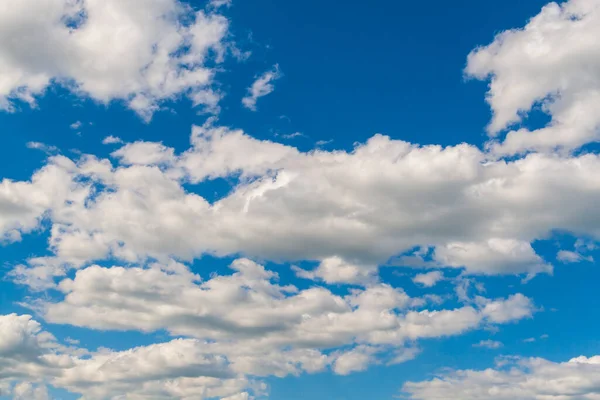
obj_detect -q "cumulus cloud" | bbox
[1,282,533,399]
[9,121,600,284]
[0,313,258,400]
[0,0,232,119]
[467,0,600,155]
[242,65,281,111]
[101,135,123,145]
[2,1,600,397]
[435,239,552,278]
[12,257,533,397]
[333,346,376,375]
[293,256,378,285]
[0,156,81,243]
[412,271,444,288]
[111,141,176,166]
[38,259,533,351]
[403,355,600,399]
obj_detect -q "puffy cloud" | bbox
[0,156,81,243]
[412,271,444,288]
[15,122,600,282]
[101,135,123,145]
[7,121,600,286]
[242,65,281,111]
[293,256,378,285]
[111,141,176,166]
[0,313,260,399]
[403,355,600,399]
[0,0,231,119]
[332,346,376,375]
[54,339,253,400]
[467,0,600,155]
[479,293,535,324]
[39,259,535,359]
[434,239,552,277]
[0,314,70,393]
[12,382,49,400]
[2,295,533,399]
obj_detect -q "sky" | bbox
[1,0,600,399]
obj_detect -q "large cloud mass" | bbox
[0,0,231,119]
[2,0,600,398]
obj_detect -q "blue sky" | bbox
[2,0,600,399]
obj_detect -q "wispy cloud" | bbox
[242,64,281,111]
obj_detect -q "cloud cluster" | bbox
[38,259,534,346]
[0,156,81,243]
[467,0,600,155]
[0,313,258,399]
[0,0,231,119]
[2,253,535,398]
[1,0,600,398]
[403,355,600,399]
[9,120,600,288]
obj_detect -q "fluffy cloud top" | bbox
[467,0,600,155]
[40,259,533,349]
[0,0,231,119]
[8,121,600,287]
[403,355,600,399]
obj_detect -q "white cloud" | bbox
[111,141,176,166]
[403,355,600,399]
[466,0,600,155]
[24,258,535,389]
[557,250,594,263]
[0,313,260,400]
[1,293,533,399]
[242,65,281,111]
[26,141,58,154]
[293,256,378,285]
[333,346,376,375]
[434,239,552,277]
[8,122,600,282]
[101,135,123,145]
[412,271,444,288]
[472,339,503,349]
[12,382,49,400]
[479,293,535,324]
[0,156,81,244]
[41,259,531,346]
[209,0,232,8]
[69,121,82,130]
[0,0,232,119]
